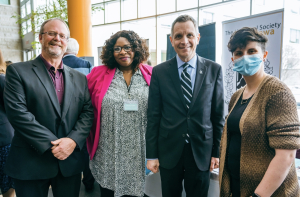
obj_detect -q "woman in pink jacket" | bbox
[86,30,152,197]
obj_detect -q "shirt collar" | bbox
[135,68,142,75]
[40,54,64,71]
[116,67,141,76]
[176,54,197,69]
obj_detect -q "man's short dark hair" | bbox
[228,27,268,53]
[171,15,199,37]
[101,30,149,70]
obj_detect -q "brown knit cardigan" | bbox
[219,75,300,197]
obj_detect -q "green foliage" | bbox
[12,0,103,50]
[92,3,104,14]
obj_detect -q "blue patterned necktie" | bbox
[180,62,192,143]
[181,62,193,109]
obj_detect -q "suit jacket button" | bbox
[182,134,185,137]
[187,116,190,119]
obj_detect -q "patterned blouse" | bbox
[90,68,149,197]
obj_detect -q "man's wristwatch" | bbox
[252,193,261,197]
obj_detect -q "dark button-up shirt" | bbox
[40,55,65,105]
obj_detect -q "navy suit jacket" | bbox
[146,55,225,171]
[63,55,92,75]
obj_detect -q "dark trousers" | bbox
[13,170,81,197]
[99,185,149,197]
[159,143,210,197]
[82,144,95,188]
[230,176,240,197]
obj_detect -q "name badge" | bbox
[124,100,138,111]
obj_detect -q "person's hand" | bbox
[51,138,76,160]
[210,157,219,171]
[147,159,160,173]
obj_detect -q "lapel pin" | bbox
[200,70,203,74]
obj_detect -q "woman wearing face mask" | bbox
[87,30,151,197]
[219,27,300,197]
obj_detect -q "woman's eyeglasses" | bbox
[113,46,132,53]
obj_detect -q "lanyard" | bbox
[124,77,134,99]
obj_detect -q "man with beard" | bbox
[3,18,94,197]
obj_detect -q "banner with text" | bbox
[222,10,283,113]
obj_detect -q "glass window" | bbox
[92,3,105,25]
[21,5,26,18]
[121,0,137,20]
[26,1,31,15]
[157,0,176,14]
[199,0,221,7]
[27,50,33,60]
[202,11,214,24]
[23,51,27,62]
[105,1,120,23]
[290,29,300,43]
[47,0,54,6]
[199,0,250,63]
[121,17,156,65]
[252,0,284,15]
[177,0,198,11]
[34,0,46,10]
[0,0,10,5]
[92,23,120,66]
[281,0,300,126]
[22,22,27,35]
[281,45,300,79]
[138,0,155,18]
[34,13,44,33]
[290,0,300,14]
[199,0,250,25]
[157,14,175,64]
[27,19,32,32]
[91,0,103,4]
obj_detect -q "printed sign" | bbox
[222,10,284,113]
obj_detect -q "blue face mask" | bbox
[232,54,263,76]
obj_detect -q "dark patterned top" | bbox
[90,68,149,197]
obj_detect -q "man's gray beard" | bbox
[43,45,66,58]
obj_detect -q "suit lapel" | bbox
[168,57,187,111]
[61,66,74,119]
[189,55,207,111]
[32,57,61,116]
[101,67,116,94]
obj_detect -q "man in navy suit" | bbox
[63,38,93,75]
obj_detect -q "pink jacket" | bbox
[86,64,153,159]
